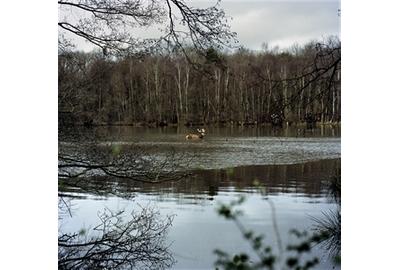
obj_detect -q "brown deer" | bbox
[185,128,206,140]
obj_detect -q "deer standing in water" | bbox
[185,128,206,140]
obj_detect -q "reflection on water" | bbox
[59,205,175,270]
[59,126,340,270]
[60,159,340,201]
[60,160,340,269]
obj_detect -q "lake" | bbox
[59,125,341,269]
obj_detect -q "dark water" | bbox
[59,126,341,269]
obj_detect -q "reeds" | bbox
[311,207,341,257]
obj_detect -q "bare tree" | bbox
[59,205,175,270]
[249,38,341,125]
[59,38,340,127]
[58,0,237,57]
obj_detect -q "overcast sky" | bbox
[61,0,340,52]
[221,0,340,50]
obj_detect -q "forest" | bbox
[57,1,342,269]
[58,37,340,127]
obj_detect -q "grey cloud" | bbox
[221,1,340,49]
[60,0,340,52]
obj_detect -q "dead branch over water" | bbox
[59,142,192,198]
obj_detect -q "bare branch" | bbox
[58,0,237,57]
[59,206,175,269]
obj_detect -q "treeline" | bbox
[59,38,340,127]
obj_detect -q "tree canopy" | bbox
[58,0,238,56]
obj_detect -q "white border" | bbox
[0,0,58,268]
[2,0,400,269]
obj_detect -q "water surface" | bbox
[59,126,341,269]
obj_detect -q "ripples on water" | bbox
[59,126,341,269]
[60,125,340,170]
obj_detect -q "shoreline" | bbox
[59,121,341,128]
